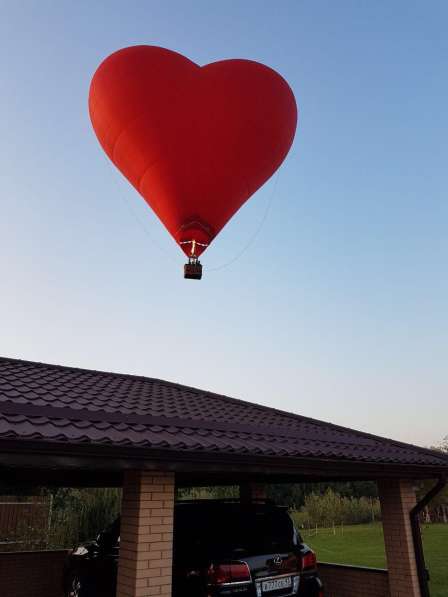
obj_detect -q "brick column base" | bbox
[117,470,175,597]
[378,479,420,597]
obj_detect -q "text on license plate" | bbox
[262,576,292,592]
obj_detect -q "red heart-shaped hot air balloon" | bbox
[89,45,297,268]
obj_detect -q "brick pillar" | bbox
[378,479,420,597]
[117,470,175,597]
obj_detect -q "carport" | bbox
[0,357,447,597]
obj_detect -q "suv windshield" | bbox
[175,503,295,558]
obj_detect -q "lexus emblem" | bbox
[273,555,282,566]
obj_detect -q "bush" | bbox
[297,488,381,528]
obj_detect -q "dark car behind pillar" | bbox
[64,499,324,597]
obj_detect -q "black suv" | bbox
[65,499,323,597]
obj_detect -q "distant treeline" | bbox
[179,483,381,528]
[267,481,378,510]
[293,488,381,528]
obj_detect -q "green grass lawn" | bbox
[291,520,448,597]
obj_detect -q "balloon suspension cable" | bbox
[207,170,281,273]
[110,170,178,264]
[180,240,208,280]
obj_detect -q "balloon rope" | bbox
[111,170,178,264]
[207,170,281,273]
[110,164,280,272]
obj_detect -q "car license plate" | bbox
[262,576,292,593]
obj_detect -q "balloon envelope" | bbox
[89,46,297,257]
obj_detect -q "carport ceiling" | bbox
[0,357,447,486]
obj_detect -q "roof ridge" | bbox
[0,355,445,464]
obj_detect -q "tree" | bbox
[417,437,448,523]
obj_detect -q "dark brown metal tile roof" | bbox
[0,356,446,470]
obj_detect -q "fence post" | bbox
[46,494,53,548]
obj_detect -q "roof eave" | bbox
[0,437,446,487]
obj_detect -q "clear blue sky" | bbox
[0,1,447,447]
